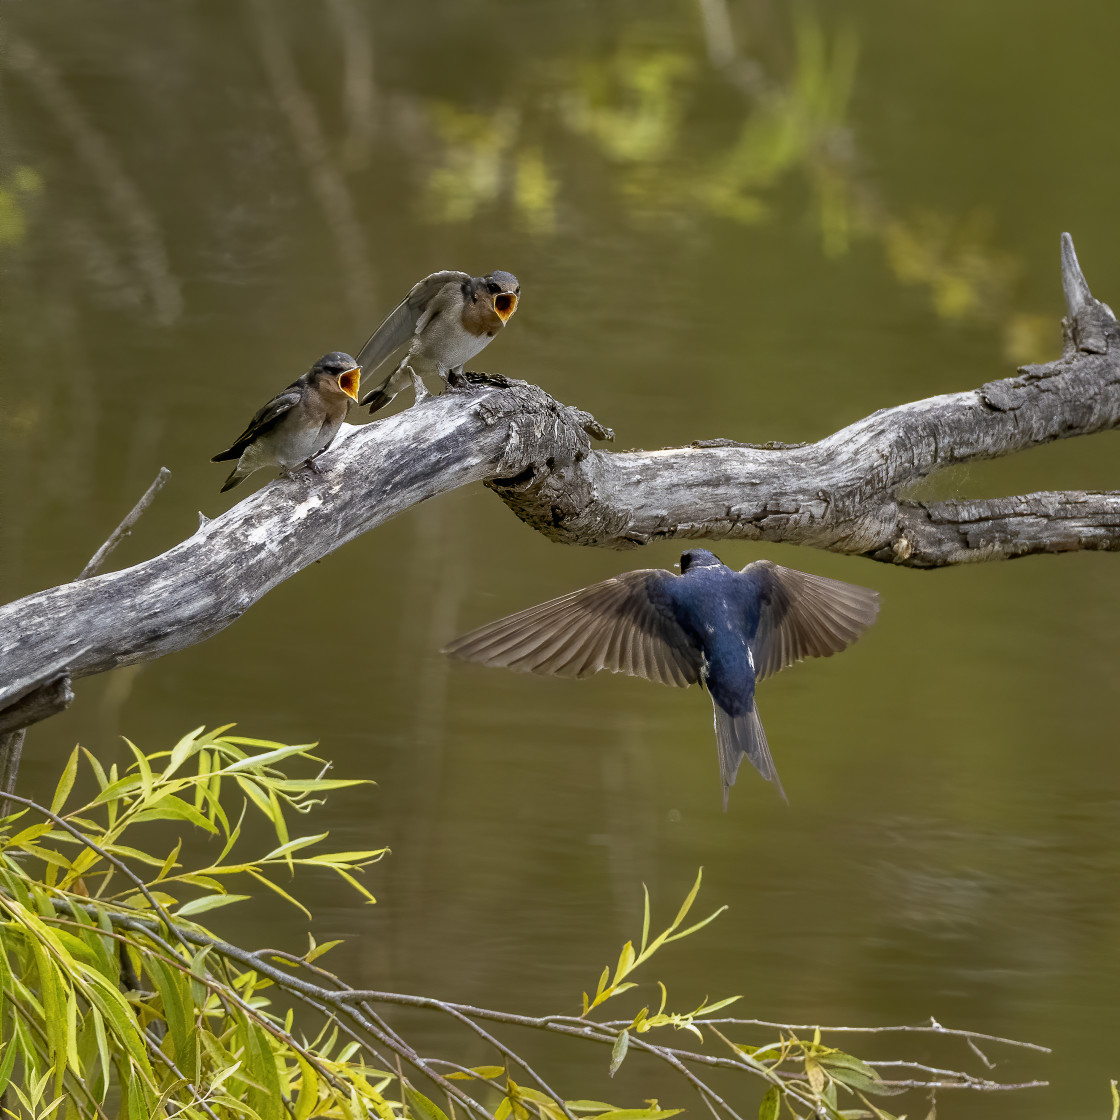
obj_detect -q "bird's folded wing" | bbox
[744,560,880,680]
[356,270,472,372]
[443,570,701,686]
[211,389,302,462]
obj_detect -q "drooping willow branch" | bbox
[52,902,1047,1120]
[1,734,1048,1119]
[0,234,1117,725]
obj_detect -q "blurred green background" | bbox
[2,1,1120,1116]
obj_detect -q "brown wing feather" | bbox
[443,570,701,687]
[355,270,472,372]
[211,387,301,462]
[745,560,880,681]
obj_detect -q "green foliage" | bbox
[0,730,729,1120]
[574,872,909,1118]
[581,869,738,1039]
[0,727,388,1118]
[0,727,1040,1119]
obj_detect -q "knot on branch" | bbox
[466,377,622,545]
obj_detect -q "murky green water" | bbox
[3,2,1120,1116]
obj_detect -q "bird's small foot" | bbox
[446,368,469,390]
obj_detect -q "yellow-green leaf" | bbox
[50,748,80,815]
[175,893,251,918]
[609,1029,629,1077]
[405,1085,451,1120]
[166,726,206,778]
[131,795,217,832]
[671,868,703,930]
[447,1065,505,1081]
[294,1052,320,1120]
[758,1086,780,1120]
[223,743,314,775]
[806,1057,826,1094]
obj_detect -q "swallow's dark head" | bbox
[311,351,361,401]
[482,270,520,322]
[679,548,724,574]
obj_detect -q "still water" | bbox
[3,1,1120,1116]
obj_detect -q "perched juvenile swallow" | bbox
[357,270,520,414]
[444,549,879,808]
[211,352,360,492]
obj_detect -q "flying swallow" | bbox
[357,270,519,414]
[444,549,879,808]
[211,352,360,492]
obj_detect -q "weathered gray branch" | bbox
[1,234,1118,695]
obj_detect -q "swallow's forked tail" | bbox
[359,357,414,415]
[712,699,787,810]
[219,466,247,493]
[360,381,392,414]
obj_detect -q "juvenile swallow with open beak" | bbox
[357,270,520,414]
[211,351,360,492]
[444,549,879,808]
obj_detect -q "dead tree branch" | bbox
[0,234,1117,698]
[78,467,171,580]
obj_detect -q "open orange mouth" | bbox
[338,367,361,401]
[493,292,518,322]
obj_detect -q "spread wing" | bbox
[211,387,302,462]
[355,270,472,372]
[744,560,880,681]
[443,570,702,686]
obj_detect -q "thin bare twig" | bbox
[79,466,172,579]
[687,1016,1052,1054]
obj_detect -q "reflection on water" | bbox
[3,2,1120,1117]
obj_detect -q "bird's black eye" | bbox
[487,281,501,295]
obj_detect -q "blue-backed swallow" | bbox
[211,352,360,492]
[357,270,519,414]
[443,549,879,808]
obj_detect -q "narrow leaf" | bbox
[222,743,314,774]
[50,749,80,815]
[609,1029,629,1077]
[405,1085,451,1120]
[758,1086,780,1120]
[175,893,252,918]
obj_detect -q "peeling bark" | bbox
[0,234,1117,707]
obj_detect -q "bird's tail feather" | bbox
[712,699,787,810]
[363,389,391,414]
[360,366,400,414]
[220,467,246,493]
